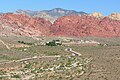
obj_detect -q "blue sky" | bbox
[0,0,119,15]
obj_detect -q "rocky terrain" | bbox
[0,9,120,37]
[51,15,120,37]
[0,36,120,80]
[0,13,51,36]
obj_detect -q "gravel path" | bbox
[0,39,10,50]
[0,55,61,65]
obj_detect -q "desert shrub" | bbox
[46,41,57,46]
[18,41,33,45]
[46,40,62,46]
[0,55,16,60]
[0,70,6,75]
[11,74,21,78]
[24,63,33,69]
[44,51,59,55]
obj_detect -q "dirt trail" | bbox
[0,39,10,50]
[65,48,82,56]
[0,55,60,65]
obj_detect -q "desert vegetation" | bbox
[0,36,120,80]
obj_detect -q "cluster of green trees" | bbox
[18,41,33,45]
[46,40,62,46]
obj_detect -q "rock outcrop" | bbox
[109,12,120,20]
[90,12,104,18]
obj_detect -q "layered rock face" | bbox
[0,13,52,36]
[51,15,120,37]
[0,13,120,37]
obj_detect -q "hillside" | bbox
[0,9,120,37]
[51,15,120,37]
[0,13,51,36]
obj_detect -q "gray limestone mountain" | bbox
[16,9,39,16]
[16,8,87,23]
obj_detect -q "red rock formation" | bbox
[0,13,52,36]
[0,13,120,37]
[51,15,120,37]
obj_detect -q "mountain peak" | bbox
[52,8,66,11]
[32,8,87,22]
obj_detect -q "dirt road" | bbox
[65,48,82,56]
[0,55,61,65]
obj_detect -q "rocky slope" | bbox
[0,13,51,36]
[16,8,87,23]
[51,15,120,37]
[0,12,120,37]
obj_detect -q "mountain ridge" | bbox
[0,8,120,37]
[15,8,87,23]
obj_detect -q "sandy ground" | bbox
[80,46,120,80]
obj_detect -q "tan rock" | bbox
[109,12,120,20]
[90,12,104,18]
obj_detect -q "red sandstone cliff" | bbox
[51,15,120,37]
[0,13,52,36]
[0,13,120,37]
